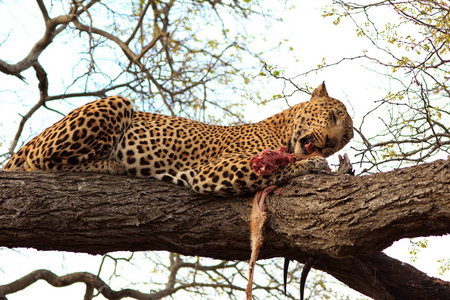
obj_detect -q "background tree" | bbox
[264,0,449,172]
[1,0,449,299]
[321,0,450,172]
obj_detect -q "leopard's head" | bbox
[289,82,353,158]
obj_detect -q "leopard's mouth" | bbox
[299,135,321,155]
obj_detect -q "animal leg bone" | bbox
[245,185,278,300]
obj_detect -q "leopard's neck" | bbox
[259,102,305,147]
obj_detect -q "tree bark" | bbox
[1,158,449,299]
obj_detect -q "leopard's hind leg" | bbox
[3,96,133,175]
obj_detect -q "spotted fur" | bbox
[3,83,353,195]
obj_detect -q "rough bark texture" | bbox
[1,158,449,299]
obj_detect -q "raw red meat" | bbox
[249,147,295,176]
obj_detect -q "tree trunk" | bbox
[1,158,449,299]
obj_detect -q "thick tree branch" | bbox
[315,252,450,300]
[0,158,449,299]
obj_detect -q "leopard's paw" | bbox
[306,156,330,172]
[109,161,127,175]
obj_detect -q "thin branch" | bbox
[71,17,176,116]
[126,0,154,45]
[35,0,50,22]
[7,60,50,155]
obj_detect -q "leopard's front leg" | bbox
[192,153,329,195]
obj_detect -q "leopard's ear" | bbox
[311,81,328,98]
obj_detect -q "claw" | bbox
[300,258,315,300]
[283,258,290,296]
[337,153,354,175]
[285,258,315,299]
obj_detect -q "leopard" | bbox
[3,82,353,195]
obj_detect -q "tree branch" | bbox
[1,158,449,299]
[1,14,76,79]
[0,266,249,300]
[36,0,50,22]
[0,269,153,300]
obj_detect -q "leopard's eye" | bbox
[331,111,337,125]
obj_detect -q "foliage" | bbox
[408,238,428,262]
[322,0,450,173]
[261,0,450,173]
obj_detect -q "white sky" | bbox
[0,1,449,299]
